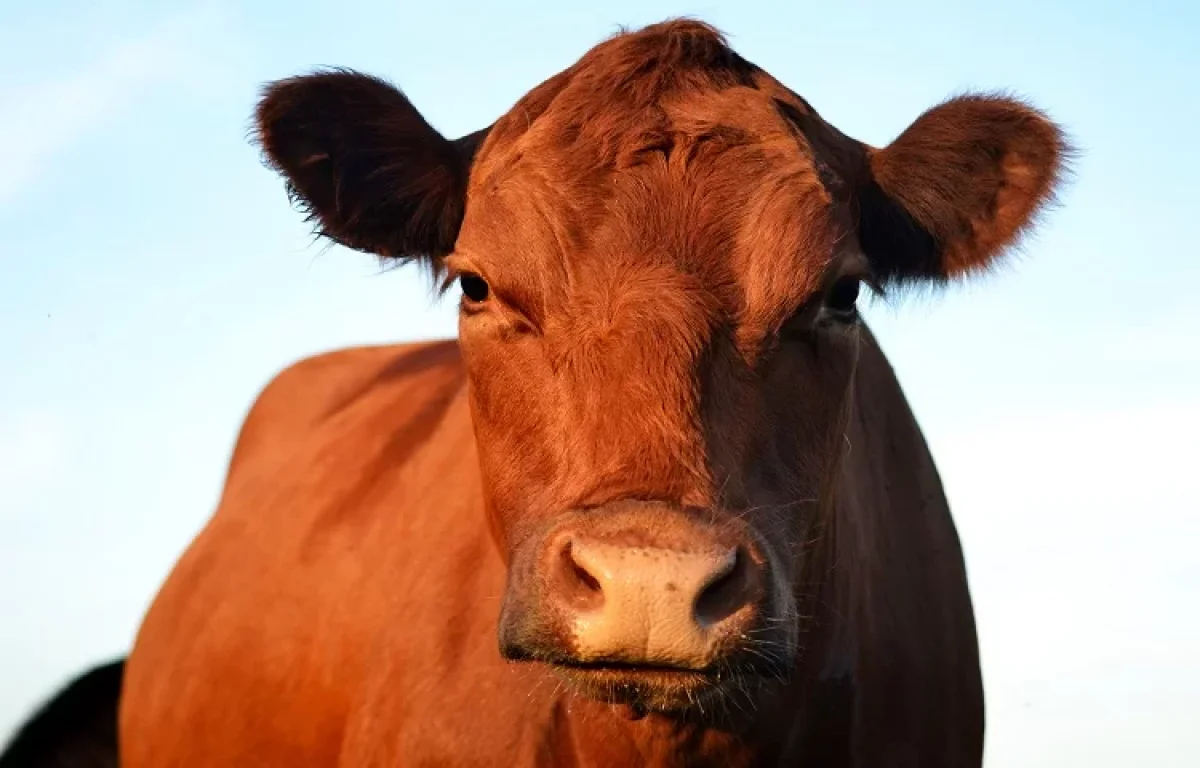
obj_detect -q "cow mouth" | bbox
[544,658,768,716]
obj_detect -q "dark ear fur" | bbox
[856,93,1071,284]
[254,70,489,266]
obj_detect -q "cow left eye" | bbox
[825,277,860,316]
[459,273,490,305]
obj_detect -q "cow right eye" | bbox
[459,273,490,305]
[825,277,860,317]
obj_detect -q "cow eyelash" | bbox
[442,266,492,312]
[822,265,884,322]
[444,266,543,333]
[778,271,873,341]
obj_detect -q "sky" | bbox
[1,0,1197,764]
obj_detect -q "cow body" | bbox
[115,18,1068,767]
[122,334,979,766]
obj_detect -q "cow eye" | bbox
[826,277,860,317]
[459,273,490,305]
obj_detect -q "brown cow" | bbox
[118,19,1068,767]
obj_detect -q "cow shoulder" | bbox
[223,340,463,487]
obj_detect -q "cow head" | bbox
[256,21,1067,717]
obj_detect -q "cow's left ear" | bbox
[854,94,1071,284]
[254,70,490,267]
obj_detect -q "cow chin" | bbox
[499,622,797,717]
[550,651,792,717]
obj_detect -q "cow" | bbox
[0,659,123,768]
[111,18,1067,767]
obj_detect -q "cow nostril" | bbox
[568,551,602,593]
[693,548,752,628]
[558,539,604,611]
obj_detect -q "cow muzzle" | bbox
[498,502,791,712]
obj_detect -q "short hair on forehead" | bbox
[472,20,788,182]
[456,20,846,343]
[483,20,754,142]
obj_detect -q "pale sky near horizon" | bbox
[1,1,1197,764]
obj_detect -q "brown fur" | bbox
[120,19,1068,766]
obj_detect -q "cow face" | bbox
[256,21,1067,716]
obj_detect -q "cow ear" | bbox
[854,94,1071,285]
[254,70,489,268]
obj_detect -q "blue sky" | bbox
[1,0,1197,764]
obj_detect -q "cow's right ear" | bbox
[254,70,489,266]
[851,93,1070,287]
